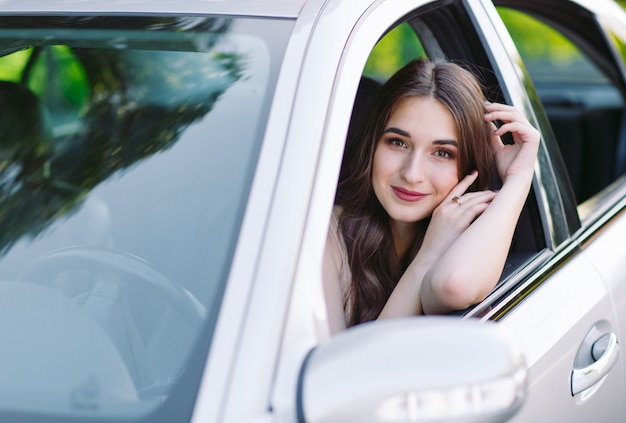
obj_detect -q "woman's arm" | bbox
[420,102,540,314]
[322,211,349,334]
[377,171,495,319]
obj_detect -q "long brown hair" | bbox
[336,58,495,326]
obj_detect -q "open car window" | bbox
[337,0,546,317]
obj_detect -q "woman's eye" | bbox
[434,149,452,159]
[388,138,407,148]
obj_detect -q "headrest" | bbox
[0,80,52,149]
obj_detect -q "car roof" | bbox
[0,0,310,18]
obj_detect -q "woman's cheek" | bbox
[433,162,459,197]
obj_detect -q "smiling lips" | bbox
[391,186,427,202]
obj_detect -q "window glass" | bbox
[609,30,626,62]
[499,8,608,84]
[0,15,291,422]
[498,7,626,204]
[23,46,90,122]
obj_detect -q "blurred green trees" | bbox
[364,4,609,83]
[364,23,426,82]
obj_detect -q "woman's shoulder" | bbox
[330,204,344,226]
[328,205,345,245]
[323,205,351,333]
[326,205,350,269]
[325,204,352,326]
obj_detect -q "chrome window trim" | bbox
[577,176,626,245]
[466,247,564,321]
[470,183,626,321]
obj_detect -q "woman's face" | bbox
[372,96,460,225]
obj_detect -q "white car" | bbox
[0,0,625,422]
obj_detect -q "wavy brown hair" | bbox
[336,58,495,326]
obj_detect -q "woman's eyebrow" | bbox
[433,139,458,147]
[383,127,410,137]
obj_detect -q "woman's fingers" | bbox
[443,172,497,218]
[493,121,537,141]
[484,102,525,129]
[439,190,497,217]
[445,190,496,216]
[424,189,497,258]
[484,101,540,181]
[487,121,503,149]
[484,101,519,115]
[446,170,478,201]
[450,190,496,205]
[484,102,539,143]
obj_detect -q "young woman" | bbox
[323,58,540,333]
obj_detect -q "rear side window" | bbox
[499,7,626,204]
[499,8,609,84]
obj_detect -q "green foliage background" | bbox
[364,1,626,82]
[363,23,425,81]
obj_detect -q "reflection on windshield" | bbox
[0,15,288,421]
[0,27,243,254]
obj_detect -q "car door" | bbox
[471,0,626,421]
[275,0,624,421]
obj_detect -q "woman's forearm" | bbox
[377,253,437,318]
[420,173,533,314]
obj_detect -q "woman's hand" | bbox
[415,171,496,265]
[484,102,540,182]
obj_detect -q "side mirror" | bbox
[297,317,526,423]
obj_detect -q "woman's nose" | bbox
[400,152,425,183]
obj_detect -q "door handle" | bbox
[571,332,619,396]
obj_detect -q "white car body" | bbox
[0,0,625,422]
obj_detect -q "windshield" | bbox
[0,15,292,421]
